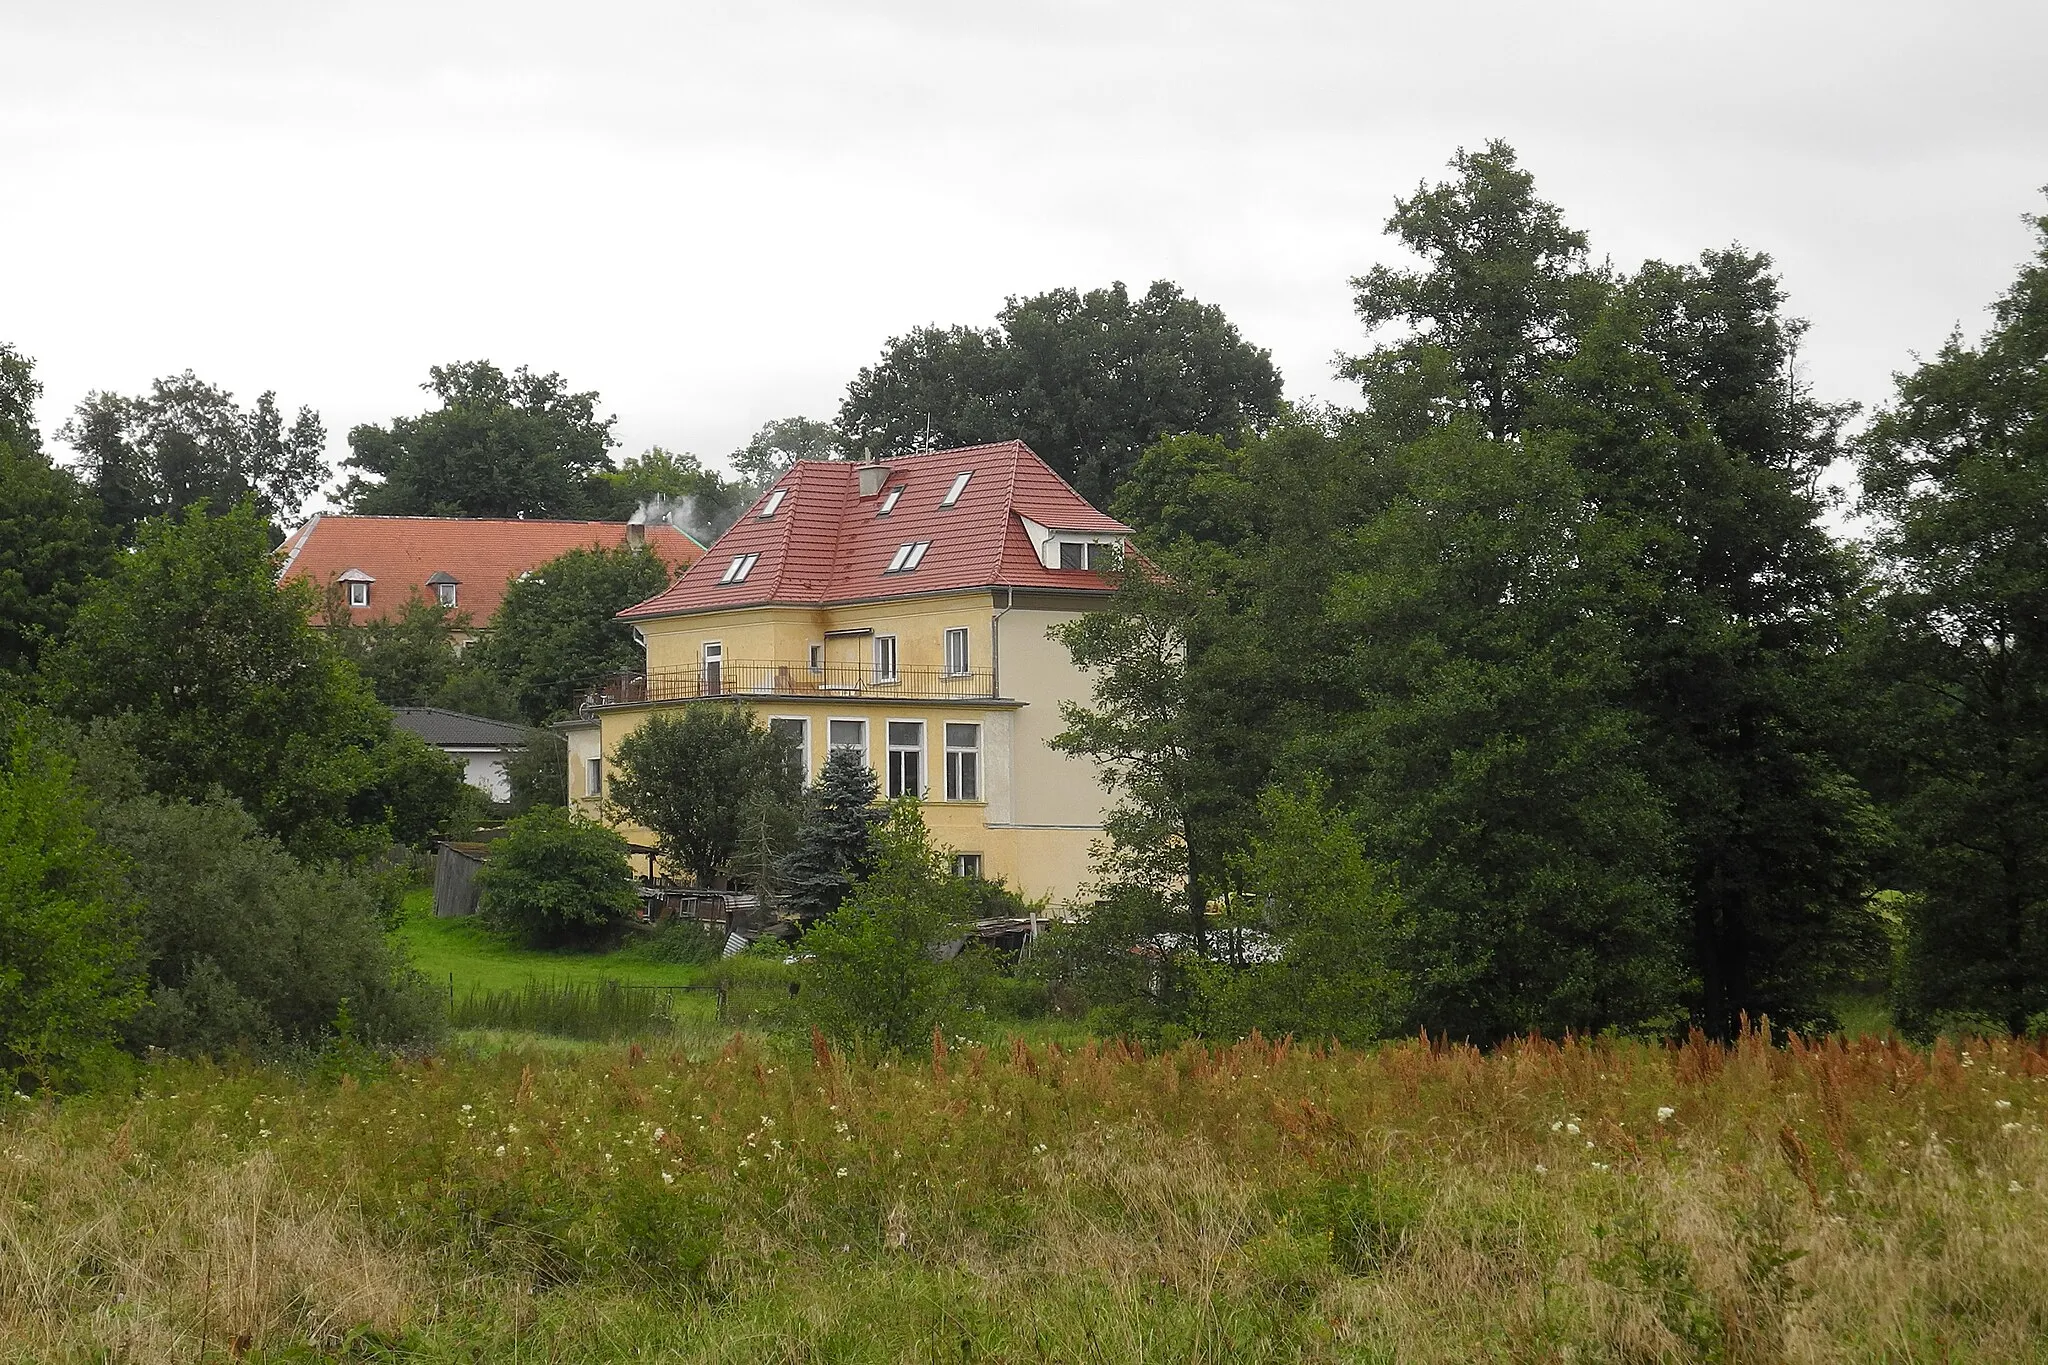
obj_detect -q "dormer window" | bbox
[885,541,932,574]
[758,488,787,518]
[719,553,760,584]
[427,571,459,608]
[338,568,374,608]
[940,471,972,506]
[1057,540,1112,571]
[877,486,904,516]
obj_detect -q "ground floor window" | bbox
[944,722,980,800]
[768,717,808,784]
[952,853,983,879]
[827,718,867,763]
[886,720,923,798]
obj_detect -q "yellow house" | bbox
[572,441,1134,907]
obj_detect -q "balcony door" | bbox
[702,641,723,696]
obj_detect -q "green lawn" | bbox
[393,888,716,995]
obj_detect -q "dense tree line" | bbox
[1050,143,2045,1045]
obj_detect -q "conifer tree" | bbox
[778,747,881,922]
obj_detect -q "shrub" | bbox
[504,728,568,814]
[797,800,980,1054]
[477,805,637,948]
[94,790,444,1053]
[0,718,144,1087]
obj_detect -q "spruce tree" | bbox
[778,747,881,922]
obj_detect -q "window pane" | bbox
[945,628,968,674]
[1058,542,1084,570]
[887,721,922,746]
[828,719,865,749]
[946,751,978,801]
[944,722,979,748]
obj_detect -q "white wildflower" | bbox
[1534,1164,1547,1175]
[1995,1100,2012,1110]
[836,1167,849,1178]
[494,1145,506,1157]
[1565,1122,1581,1136]
[1656,1106,1675,1122]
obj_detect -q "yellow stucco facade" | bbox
[583,588,1112,908]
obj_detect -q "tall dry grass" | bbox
[3,1027,2046,1361]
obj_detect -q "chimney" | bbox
[859,464,889,498]
[625,519,646,551]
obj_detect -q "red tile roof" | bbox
[619,441,1131,621]
[278,515,702,625]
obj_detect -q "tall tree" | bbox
[39,503,463,862]
[466,542,674,723]
[1856,207,2048,1035]
[839,280,1283,506]
[778,747,882,922]
[588,446,748,541]
[1345,140,1605,442]
[58,371,327,533]
[0,349,114,678]
[340,361,617,518]
[731,416,845,487]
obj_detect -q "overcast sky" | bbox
[4,1,2043,505]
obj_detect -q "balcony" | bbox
[582,659,1000,709]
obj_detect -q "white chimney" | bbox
[858,464,888,497]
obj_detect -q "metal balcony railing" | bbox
[582,660,999,708]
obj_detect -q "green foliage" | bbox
[0,718,144,1087]
[467,543,674,723]
[325,591,467,708]
[1857,205,2048,1036]
[39,502,464,862]
[1345,139,1604,442]
[0,341,39,452]
[1189,783,1407,1047]
[777,746,882,921]
[730,416,846,488]
[90,788,443,1054]
[0,428,113,678]
[607,704,803,885]
[340,361,618,518]
[797,800,979,1054]
[839,280,1283,506]
[57,369,327,533]
[504,726,569,814]
[477,805,638,948]
[631,916,722,965]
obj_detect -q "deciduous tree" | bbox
[467,542,674,723]
[607,704,803,886]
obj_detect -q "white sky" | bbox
[3,1,2043,505]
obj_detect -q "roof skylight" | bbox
[877,486,904,516]
[719,553,760,584]
[940,471,972,506]
[885,541,932,574]
[758,488,787,518]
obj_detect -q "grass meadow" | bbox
[5,1027,2048,1362]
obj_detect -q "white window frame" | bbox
[885,719,925,800]
[702,640,723,694]
[904,540,931,570]
[940,471,972,506]
[943,626,970,677]
[435,581,458,608]
[808,643,824,673]
[952,853,984,879]
[758,488,787,518]
[877,486,903,516]
[719,553,759,584]
[585,756,602,798]
[873,634,898,683]
[767,716,810,785]
[347,580,370,608]
[944,721,981,801]
[827,717,868,765]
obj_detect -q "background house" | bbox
[277,514,703,638]
[390,707,533,801]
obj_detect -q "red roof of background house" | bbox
[619,441,1131,621]
[278,515,702,625]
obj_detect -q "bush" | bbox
[797,800,980,1054]
[477,805,638,948]
[630,916,723,965]
[0,718,144,1087]
[94,790,444,1054]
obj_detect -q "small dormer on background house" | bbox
[426,571,460,609]
[337,567,375,610]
